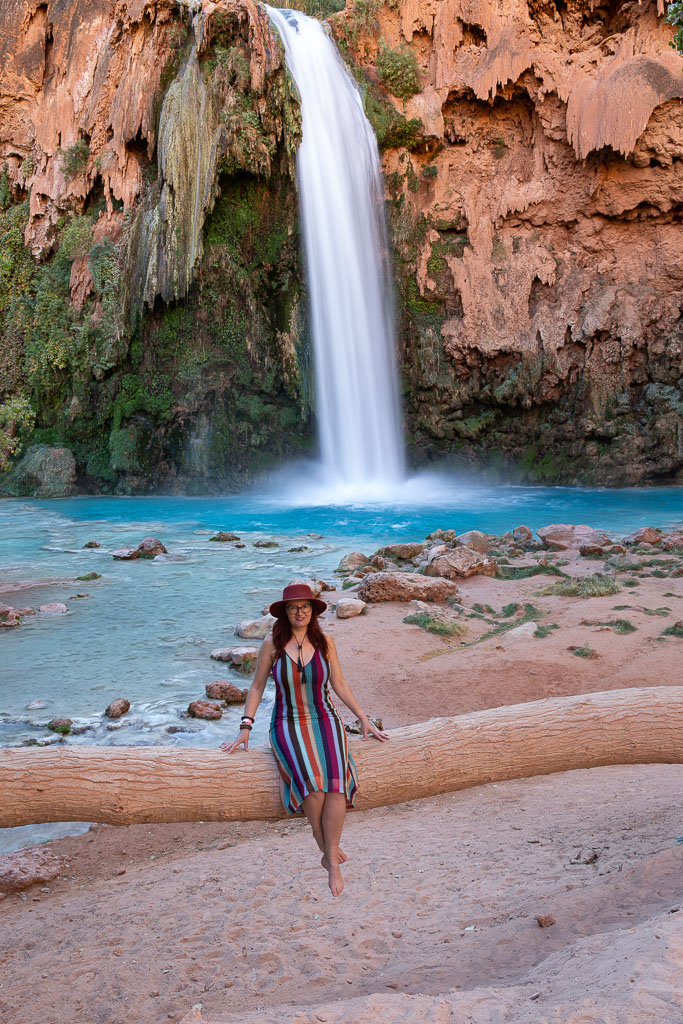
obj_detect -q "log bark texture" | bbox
[1,687,682,828]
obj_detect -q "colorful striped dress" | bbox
[269,646,358,816]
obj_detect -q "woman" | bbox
[221,583,388,896]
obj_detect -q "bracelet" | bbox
[241,714,254,723]
[240,723,253,731]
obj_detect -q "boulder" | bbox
[111,547,138,560]
[209,532,240,542]
[317,579,336,592]
[2,445,77,498]
[336,598,366,619]
[0,603,21,628]
[235,614,275,639]
[105,698,130,719]
[455,530,492,553]
[357,571,459,603]
[82,540,100,548]
[662,533,683,551]
[226,647,259,669]
[288,577,324,598]
[187,700,222,720]
[579,544,606,556]
[47,718,72,734]
[136,537,167,559]
[337,552,368,572]
[253,539,279,548]
[622,527,662,545]
[39,602,68,614]
[512,525,533,543]
[425,546,497,579]
[0,847,65,894]
[205,680,248,703]
[537,524,611,550]
[375,542,426,561]
[425,528,456,544]
[25,700,47,710]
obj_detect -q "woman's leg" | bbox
[321,792,346,897]
[301,791,325,853]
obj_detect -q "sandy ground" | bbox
[1,551,682,1023]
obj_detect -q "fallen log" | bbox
[1,687,681,828]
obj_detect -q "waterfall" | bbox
[267,6,405,499]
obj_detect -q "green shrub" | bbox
[662,622,683,638]
[538,573,620,597]
[403,611,466,638]
[0,163,10,210]
[0,394,34,469]
[588,619,636,635]
[62,140,89,179]
[497,562,568,581]
[666,1,683,52]
[376,41,421,100]
[572,643,597,659]
[534,623,559,639]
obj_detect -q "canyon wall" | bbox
[0,0,309,493]
[0,0,681,492]
[336,0,683,485]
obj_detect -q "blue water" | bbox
[1,484,681,851]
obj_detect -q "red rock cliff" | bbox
[336,0,683,485]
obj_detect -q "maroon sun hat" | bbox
[269,583,327,618]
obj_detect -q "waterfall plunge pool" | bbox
[1,483,681,850]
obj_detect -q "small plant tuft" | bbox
[539,573,620,598]
[403,611,467,638]
[572,643,597,659]
[661,622,683,638]
[61,140,90,180]
[376,41,422,100]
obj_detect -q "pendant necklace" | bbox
[295,631,307,673]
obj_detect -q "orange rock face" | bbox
[335,0,683,485]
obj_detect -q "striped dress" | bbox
[269,646,358,816]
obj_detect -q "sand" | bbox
[1,551,682,1023]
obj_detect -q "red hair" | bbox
[272,608,329,661]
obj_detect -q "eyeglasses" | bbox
[286,603,312,613]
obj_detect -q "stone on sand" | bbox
[537,524,611,550]
[623,527,661,545]
[336,598,366,619]
[0,847,65,894]
[425,545,497,579]
[455,530,492,553]
[357,571,458,603]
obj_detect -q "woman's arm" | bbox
[220,636,275,752]
[326,634,389,742]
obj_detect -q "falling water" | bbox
[267,7,405,498]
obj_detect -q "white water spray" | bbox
[267,7,405,499]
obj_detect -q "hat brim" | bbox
[269,596,327,617]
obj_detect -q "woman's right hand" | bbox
[220,728,250,754]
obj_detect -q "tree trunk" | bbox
[1,687,681,828]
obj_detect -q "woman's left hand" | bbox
[361,717,390,742]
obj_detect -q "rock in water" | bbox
[82,540,101,548]
[39,602,68,614]
[111,547,139,560]
[187,700,222,720]
[357,572,459,603]
[374,543,425,561]
[537,524,611,550]
[209,532,240,542]
[1,445,77,498]
[47,718,72,734]
[105,698,130,719]
[136,537,167,558]
[205,681,248,703]
[235,614,275,639]
[336,598,366,618]
[425,546,497,579]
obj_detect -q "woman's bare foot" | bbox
[327,861,344,897]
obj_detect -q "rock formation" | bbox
[334,0,683,485]
[0,0,681,491]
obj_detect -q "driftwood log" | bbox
[1,687,682,828]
